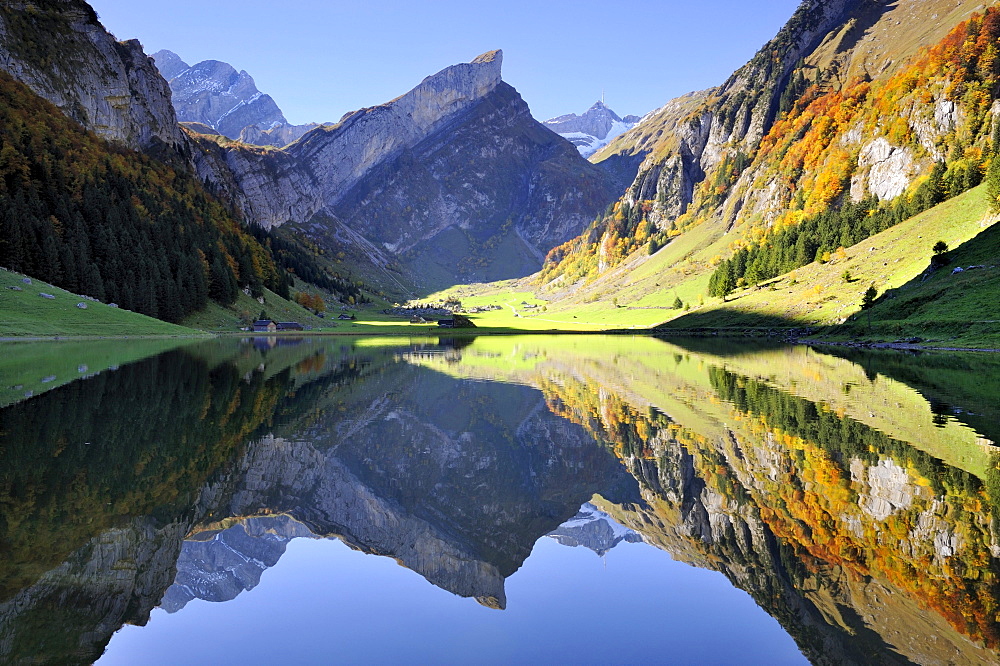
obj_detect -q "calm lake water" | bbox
[1,335,999,665]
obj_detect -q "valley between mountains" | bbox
[0,0,998,348]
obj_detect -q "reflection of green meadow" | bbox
[0,338,197,407]
[404,335,997,479]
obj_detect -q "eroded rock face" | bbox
[289,49,506,205]
[0,0,184,155]
[852,137,916,202]
[327,81,618,286]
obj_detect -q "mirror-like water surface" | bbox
[1,335,999,665]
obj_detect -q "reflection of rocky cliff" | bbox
[0,339,639,663]
[198,362,639,609]
[0,517,190,664]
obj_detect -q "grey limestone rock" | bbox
[192,49,617,289]
[0,1,185,154]
[152,52,288,140]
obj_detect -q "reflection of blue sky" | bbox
[100,535,805,665]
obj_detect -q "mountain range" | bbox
[0,2,620,310]
[0,0,997,338]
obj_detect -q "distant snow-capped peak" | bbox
[544,101,641,157]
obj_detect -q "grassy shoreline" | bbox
[4,326,998,352]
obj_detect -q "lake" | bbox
[1,335,999,665]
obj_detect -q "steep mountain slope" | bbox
[537,0,994,317]
[151,49,325,147]
[544,100,641,157]
[192,50,620,293]
[0,0,184,158]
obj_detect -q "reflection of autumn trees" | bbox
[538,374,665,462]
[710,369,1000,648]
[532,362,1000,649]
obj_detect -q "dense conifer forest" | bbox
[0,72,302,322]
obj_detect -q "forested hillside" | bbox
[0,71,287,322]
[539,4,1000,308]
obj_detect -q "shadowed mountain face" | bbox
[189,50,621,293]
[2,337,1000,664]
[200,360,640,610]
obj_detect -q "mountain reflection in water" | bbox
[1,335,999,665]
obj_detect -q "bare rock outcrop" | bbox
[0,0,184,155]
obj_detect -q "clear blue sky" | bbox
[88,0,802,125]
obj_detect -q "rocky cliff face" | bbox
[598,0,864,220]
[195,49,619,290]
[0,0,185,156]
[544,101,641,157]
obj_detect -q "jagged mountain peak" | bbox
[149,49,189,80]
[472,48,502,65]
[151,50,294,143]
[397,49,504,120]
[544,100,641,158]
